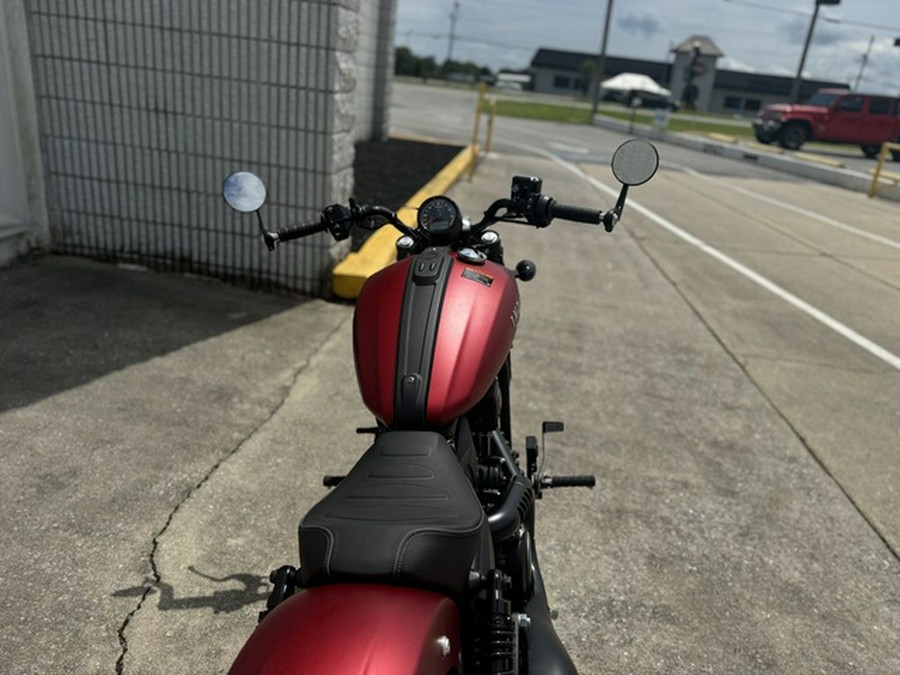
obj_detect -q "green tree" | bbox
[394,46,418,77]
[395,47,493,82]
[417,56,439,79]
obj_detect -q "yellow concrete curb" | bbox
[708,132,738,144]
[867,167,900,183]
[743,142,785,155]
[332,143,477,300]
[388,132,468,148]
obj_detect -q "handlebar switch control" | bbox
[511,175,542,200]
[322,203,352,241]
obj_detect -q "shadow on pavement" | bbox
[113,566,269,614]
[0,255,304,413]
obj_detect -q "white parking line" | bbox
[512,140,900,372]
[681,167,900,252]
[549,142,590,155]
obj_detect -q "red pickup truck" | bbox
[753,89,900,160]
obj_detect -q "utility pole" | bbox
[590,0,614,118]
[446,0,461,66]
[790,0,840,103]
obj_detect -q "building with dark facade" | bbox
[530,36,848,115]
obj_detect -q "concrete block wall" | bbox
[352,0,395,142]
[20,0,396,295]
[0,0,48,265]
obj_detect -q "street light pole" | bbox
[853,35,875,91]
[790,0,840,103]
[590,0,614,118]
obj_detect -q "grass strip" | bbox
[482,99,592,124]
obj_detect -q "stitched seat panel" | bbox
[299,431,484,595]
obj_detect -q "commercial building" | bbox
[530,36,848,115]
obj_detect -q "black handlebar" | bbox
[257,183,611,251]
[259,218,328,250]
[547,201,603,225]
[275,220,328,242]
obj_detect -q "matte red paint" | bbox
[229,584,461,674]
[353,257,412,427]
[353,253,519,429]
[427,258,518,427]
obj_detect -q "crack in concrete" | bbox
[114,313,351,673]
[739,352,889,376]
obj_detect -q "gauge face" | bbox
[417,196,462,241]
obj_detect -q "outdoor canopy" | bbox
[600,72,671,97]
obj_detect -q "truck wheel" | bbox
[754,131,774,145]
[778,122,808,150]
[860,144,880,158]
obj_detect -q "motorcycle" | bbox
[221,139,659,674]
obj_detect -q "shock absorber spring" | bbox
[472,570,518,674]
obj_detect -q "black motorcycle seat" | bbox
[298,431,485,596]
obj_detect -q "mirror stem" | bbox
[256,211,277,251]
[614,184,629,216]
[603,185,629,232]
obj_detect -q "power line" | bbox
[398,29,537,53]
[723,0,900,33]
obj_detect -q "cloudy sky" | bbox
[395,0,900,95]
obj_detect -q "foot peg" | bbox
[539,474,595,489]
[529,421,596,495]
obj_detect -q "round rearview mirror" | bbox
[611,139,659,186]
[223,171,267,213]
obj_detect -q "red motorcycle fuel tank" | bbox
[354,248,519,429]
[229,584,461,674]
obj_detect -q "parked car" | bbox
[625,90,679,112]
[753,89,900,159]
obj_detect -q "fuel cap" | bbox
[457,247,486,265]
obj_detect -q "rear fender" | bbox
[229,584,461,675]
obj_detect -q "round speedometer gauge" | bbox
[417,196,463,242]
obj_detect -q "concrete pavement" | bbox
[0,257,353,672]
[2,148,899,674]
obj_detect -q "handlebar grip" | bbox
[548,201,602,225]
[276,219,328,242]
[544,474,596,488]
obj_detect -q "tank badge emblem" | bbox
[461,268,493,287]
